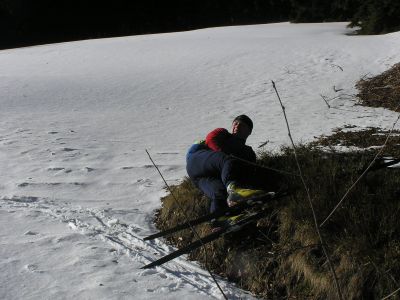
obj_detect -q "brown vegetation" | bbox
[311,127,400,156]
[155,146,400,299]
[154,63,400,298]
[356,63,400,111]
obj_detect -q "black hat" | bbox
[233,115,253,131]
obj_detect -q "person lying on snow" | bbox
[186,115,286,225]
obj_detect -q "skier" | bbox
[186,115,283,217]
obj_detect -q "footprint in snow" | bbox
[164,165,179,172]
[20,149,34,155]
[157,152,179,155]
[122,165,167,170]
[139,269,158,276]
[18,182,85,188]
[168,282,180,290]
[25,264,44,273]
[62,147,77,152]
[24,231,38,236]
[121,166,134,170]
[136,178,153,187]
[15,128,30,134]
[2,196,38,203]
[47,167,65,171]
[142,164,154,169]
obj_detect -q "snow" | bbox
[0,22,399,299]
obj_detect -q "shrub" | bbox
[350,0,400,34]
[356,63,400,111]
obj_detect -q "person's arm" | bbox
[246,147,257,163]
[205,128,230,152]
[229,144,256,163]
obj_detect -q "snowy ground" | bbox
[1,22,399,299]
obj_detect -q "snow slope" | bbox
[1,22,399,299]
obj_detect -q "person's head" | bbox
[231,115,253,140]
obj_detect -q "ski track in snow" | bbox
[0,195,254,299]
[0,125,247,298]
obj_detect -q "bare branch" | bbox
[320,94,331,108]
[271,80,343,300]
[381,287,400,300]
[333,85,344,92]
[258,140,270,148]
[330,64,344,71]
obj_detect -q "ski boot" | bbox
[210,214,244,232]
[226,182,269,207]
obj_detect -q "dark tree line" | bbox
[350,0,400,34]
[0,0,399,49]
[289,0,361,22]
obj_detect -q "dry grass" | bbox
[356,63,400,111]
[311,127,400,156]
[155,147,400,299]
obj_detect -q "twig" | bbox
[230,154,300,177]
[320,108,400,227]
[320,94,331,109]
[333,85,344,92]
[256,210,280,243]
[258,140,270,148]
[381,287,400,300]
[360,72,372,80]
[270,243,322,258]
[371,85,394,90]
[145,149,228,300]
[271,80,343,300]
[284,66,295,75]
[368,256,399,286]
[340,93,358,99]
[330,64,344,71]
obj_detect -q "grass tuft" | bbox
[356,62,400,111]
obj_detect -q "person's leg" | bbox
[237,163,288,192]
[186,149,238,213]
[187,150,284,191]
[186,149,285,208]
[195,177,228,213]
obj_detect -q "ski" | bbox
[369,157,400,172]
[144,190,289,241]
[141,208,271,269]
